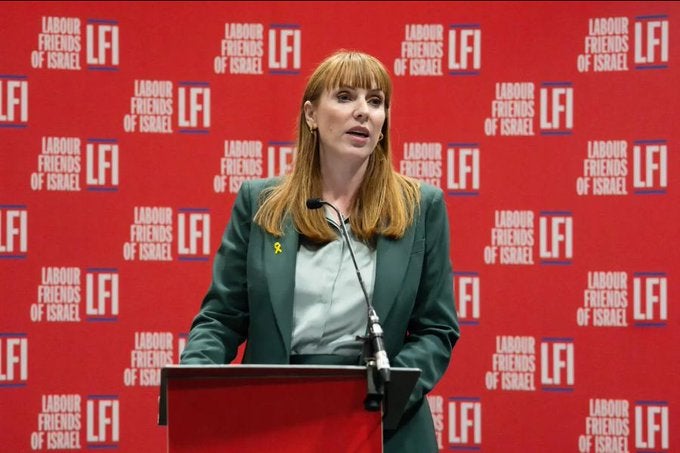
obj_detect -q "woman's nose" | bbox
[353,98,369,120]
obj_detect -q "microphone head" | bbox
[306,198,324,210]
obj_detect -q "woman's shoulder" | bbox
[240,177,283,197]
[395,174,442,200]
[244,177,281,190]
[417,181,444,203]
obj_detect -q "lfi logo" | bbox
[267,142,295,177]
[454,272,480,325]
[268,25,301,74]
[448,397,482,448]
[177,209,210,261]
[447,143,480,195]
[86,19,119,70]
[540,338,575,391]
[539,211,573,265]
[448,24,481,75]
[178,82,210,133]
[539,82,573,135]
[85,268,119,321]
[633,140,667,194]
[87,395,120,447]
[0,333,28,386]
[0,205,28,258]
[633,272,667,327]
[0,75,28,127]
[635,401,669,450]
[86,139,119,191]
[634,15,669,69]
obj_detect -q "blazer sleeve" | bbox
[179,180,254,364]
[392,186,460,410]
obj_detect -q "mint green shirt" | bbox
[291,209,375,356]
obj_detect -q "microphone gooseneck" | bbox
[306,198,391,383]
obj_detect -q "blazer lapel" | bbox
[263,219,298,356]
[372,225,416,321]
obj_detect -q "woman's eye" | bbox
[336,92,351,102]
[369,97,384,106]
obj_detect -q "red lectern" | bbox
[159,365,419,453]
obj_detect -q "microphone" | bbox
[306,198,391,383]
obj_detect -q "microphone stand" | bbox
[360,330,384,412]
[306,198,390,412]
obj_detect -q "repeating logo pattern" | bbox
[1,4,676,452]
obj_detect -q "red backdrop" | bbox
[1,2,677,452]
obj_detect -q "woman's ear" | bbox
[303,100,317,130]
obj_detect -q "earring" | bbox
[378,132,384,141]
[308,124,317,135]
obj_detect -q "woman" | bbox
[181,50,459,452]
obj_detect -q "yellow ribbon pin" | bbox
[273,242,283,254]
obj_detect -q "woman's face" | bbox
[305,85,386,164]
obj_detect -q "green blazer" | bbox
[181,178,459,453]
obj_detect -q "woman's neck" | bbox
[319,156,368,217]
